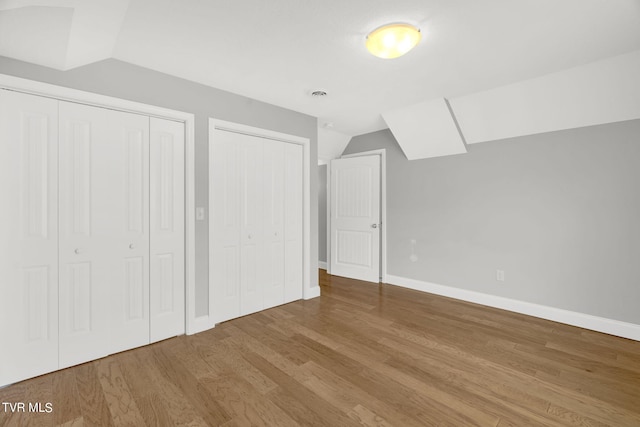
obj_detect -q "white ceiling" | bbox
[1,0,640,137]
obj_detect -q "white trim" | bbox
[340,149,387,282]
[211,118,309,145]
[183,117,199,336]
[0,74,193,122]
[188,316,217,335]
[386,274,640,342]
[208,118,315,319]
[325,161,331,274]
[304,286,321,299]
[318,261,328,270]
[0,73,198,337]
[302,129,314,300]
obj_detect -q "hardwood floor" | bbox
[2,270,640,426]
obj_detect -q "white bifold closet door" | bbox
[0,90,59,386]
[58,101,151,367]
[58,104,185,367]
[211,129,302,324]
[0,90,185,386]
[211,130,242,323]
[149,117,185,343]
[283,142,303,303]
[262,139,285,309]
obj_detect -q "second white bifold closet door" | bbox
[58,101,184,369]
[211,129,303,324]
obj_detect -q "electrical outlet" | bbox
[496,269,505,282]
[410,239,418,262]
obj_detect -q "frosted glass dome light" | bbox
[366,23,422,59]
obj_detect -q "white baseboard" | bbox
[318,261,328,270]
[304,286,321,300]
[186,315,216,335]
[385,274,640,342]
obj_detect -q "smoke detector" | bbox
[310,90,327,97]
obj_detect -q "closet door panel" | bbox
[262,139,285,308]
[211,129,304,323]
[58,102,108,368]
[239,135,264,316]
[150,117,185,342]
[0,90,59,387]
[59,102,150,367]
[211,130,241,322]
[284,143,304,303]
[106,108,150,354]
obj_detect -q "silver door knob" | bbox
[74,248,81,254]
[371,224,378,229]
[129,243,135,249]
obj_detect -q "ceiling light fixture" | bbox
[366,23,421,59]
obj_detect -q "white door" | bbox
[239,134,265,315]
[211,128,304,323]
[284,143,303,302]
[58,102,150,367]
[211,129,265,320]
[150,117,185,343]
[0,90,59,387]
[211,129,242,322]
[330,155,381,283]
[263,139,286,308]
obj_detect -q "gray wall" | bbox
[0,56,319,317]
[318,164,327,264]
[343,120,640,324]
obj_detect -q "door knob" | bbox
[371,224,378,229]
[74,248,81,254]
[129,243,135,249]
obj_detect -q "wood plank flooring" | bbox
[2,270,640,426]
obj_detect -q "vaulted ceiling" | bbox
[1,0,640,157]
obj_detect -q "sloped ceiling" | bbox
[0,0,130,70]
[383,50,640,160]
[0,0,639,157]
[382,98,466,160]
[318,127,351,164]
[450,50,640,145]
[111,0,640,137]
[0,4,73,70]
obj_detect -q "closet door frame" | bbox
[0,73,201,335]
[208,118,315,320]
